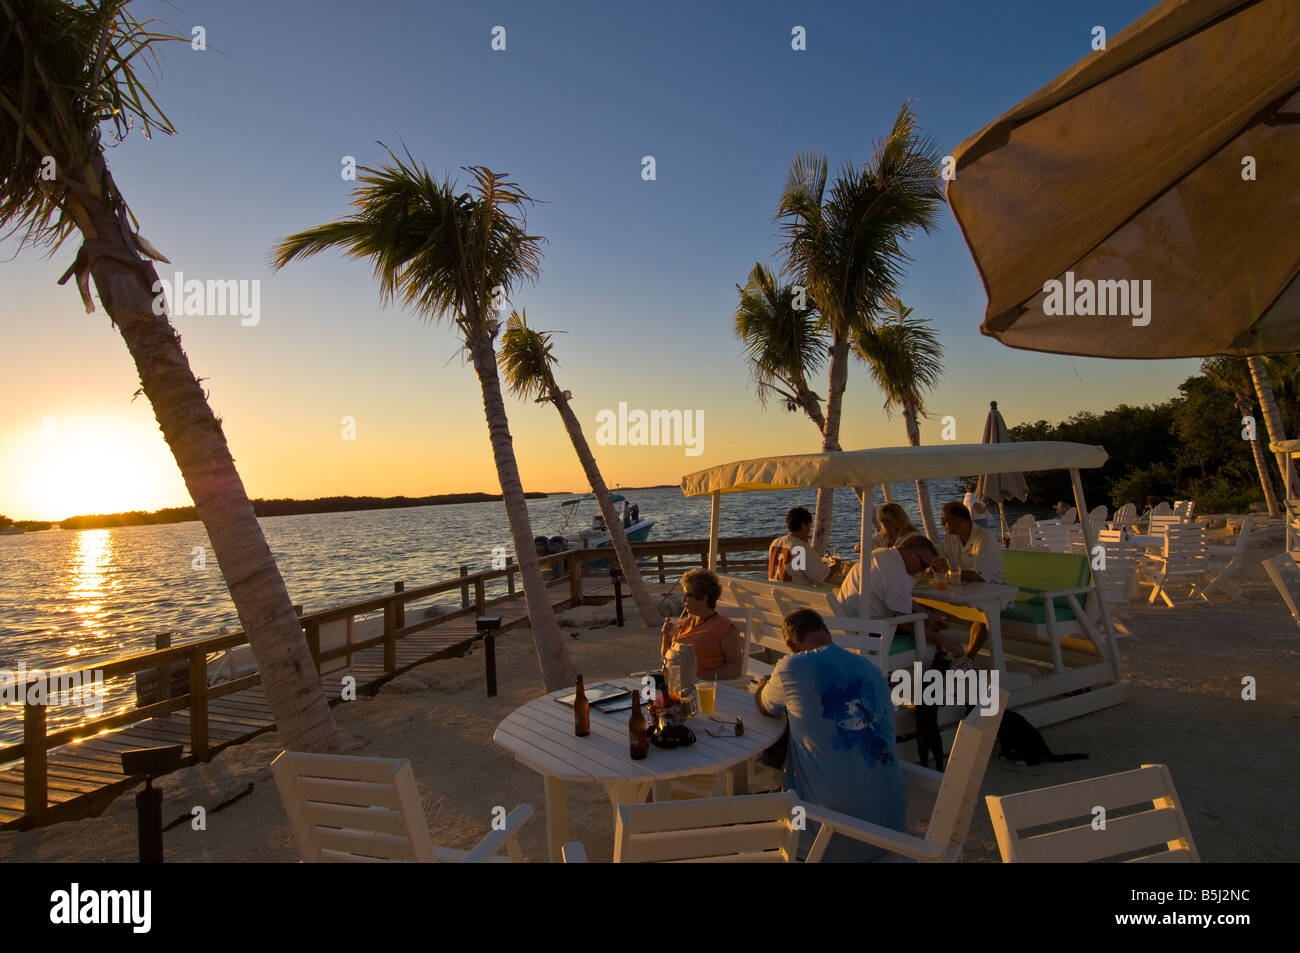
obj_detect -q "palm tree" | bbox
[853,297,943,539]
[1204,356,1280,516]
[1,0,340,749]
[734,263,828,421]
[499,310,663,629]
[1247,356,1297,497]
[776,103,945,549]
[271,152,576,691]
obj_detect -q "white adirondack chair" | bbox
[1110,502,1138,533]
[1087,505,1108,525]
[1142,524,1211,606]
[566,694,1008,863]
[1094,530,1136,639]
[1152,501,1173,518]
[1009,514,1036,550]
[985,763,1199,862]
[272,751,533,862]
[1061,506,1078,525]
[1031,522,1071,553]
[1202,513,1253,599]
[1173,500,1195,521]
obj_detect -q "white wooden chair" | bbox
[1141,524,1211,607]
[1110,502,1138,533]
[803,693,1008,862]
[272,751,533,862]
[1061,506,1078,525]
[985,763,1199,862]
[1087,505,1107,525]
[1152,501,1173,518]
[1095,530,1136,639]
[1031,522,1070,553]
[1173,500,1195,522]
[1009,514,1036,550]
[1202,514,1253,599]
[566,693,1008,863]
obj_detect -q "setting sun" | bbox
[6,416,187,522]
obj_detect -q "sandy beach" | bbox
[3,540,1297,864]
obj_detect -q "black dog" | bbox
[994,710,1088,766]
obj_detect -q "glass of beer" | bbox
[697,679,716,714]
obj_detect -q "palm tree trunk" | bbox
[1247,418,1280,517]
[903,403,939,539]
[812,334,851,550]
[466,335,576,691]
[64,182,340,750]
[1248,355,1294,513]
[552,395,663,628]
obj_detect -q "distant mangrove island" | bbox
[2,492,551,531]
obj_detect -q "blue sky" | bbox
[1,0,1198,520]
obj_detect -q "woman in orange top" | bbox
[660,569,744,679]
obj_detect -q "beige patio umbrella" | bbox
[975,401,1029,540]
[947,0,1300,359]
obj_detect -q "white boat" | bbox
[556,493,655,570]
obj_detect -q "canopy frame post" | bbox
[1070,468,1122,680]
[1286,452,1294,555]
[859,484,874,619]
[881,483,894,504]
[707,491,720,571]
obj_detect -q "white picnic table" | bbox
[493,676,787,863]
[909,579,1020,674]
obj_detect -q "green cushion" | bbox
[1002,550,1091,592]
[1001,601,1079,626]
[889,632,916,655]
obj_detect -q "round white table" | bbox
[493,677,787,862]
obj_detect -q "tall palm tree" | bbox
[1247,355,1297,496]
[498,310,663,629]
[776,103,945,549]
[853,297,943,539]
[1,0,340,749]
[271,152,575,691]
[1204,356,1280,515]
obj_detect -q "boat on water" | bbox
[556,493,655,570]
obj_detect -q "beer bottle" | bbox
[574,675,591,737]
[629,691,649,760]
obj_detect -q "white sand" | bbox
[3,544,1297,863]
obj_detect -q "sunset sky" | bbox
[0,0,1198,522]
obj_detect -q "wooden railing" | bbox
[1,535,772,823]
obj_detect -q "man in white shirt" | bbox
[931,501,1005,662]
[833,537,965,657]
[768,506,841,586]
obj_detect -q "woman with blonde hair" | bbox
[870,503,923,550]
[660,568,744,679]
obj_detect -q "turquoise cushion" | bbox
[889,632,916,655]
[1001,600,1079,626]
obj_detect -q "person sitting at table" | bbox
[832,536,967,659]
[869,503,923,550]
[963,490,995,530]
[754,608,907,861]
[660,568,744,679]
[768,506,841,586]
[930,501,1006,666]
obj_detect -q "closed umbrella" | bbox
[975,401,1029,541]
[947,0,1300,358]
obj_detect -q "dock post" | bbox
[155,631,172,702]
[383,601,397,673]
[460,566,470,609]
[22,693,47,822]
[506,557,515,595]
[305,621,321,673]
[610,566,625,627]
[188,647,209,761]
[477,616,501,697]
[394,581,405,630]
[568,552,583,607]
[474,578,486,617]
[658,554,665,584]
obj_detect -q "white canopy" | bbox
[680,442,1107,497]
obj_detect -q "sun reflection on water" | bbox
[68,529,112,651]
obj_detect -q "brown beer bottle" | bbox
[574,675,591,737]
[629,691,649,760]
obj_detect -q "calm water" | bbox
[0,480,959,743]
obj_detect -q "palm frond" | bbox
[853,295,944,417]
[734,262,826,408]
[271,145,545,338]
[1,0,180,251]
[498,308,561,402]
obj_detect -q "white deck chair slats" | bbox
[272,751,533,863]
[1010,514,1036,550]
[1152,502,1173,517]
[1061,506,1078,525]
[986,764,1199,863]
[804,692,1007,863]
[613,792,798,863]
[1143,524,1210,606]
[1110,502,1138,532]
[1031,522,1070,553]
[1202,514,1253,598]
[1087,505,1107,524]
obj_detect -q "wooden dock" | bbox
[0,537,767,829]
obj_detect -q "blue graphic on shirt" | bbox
[821,679,895,767]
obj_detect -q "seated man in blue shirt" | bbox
[755,608,907,861]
